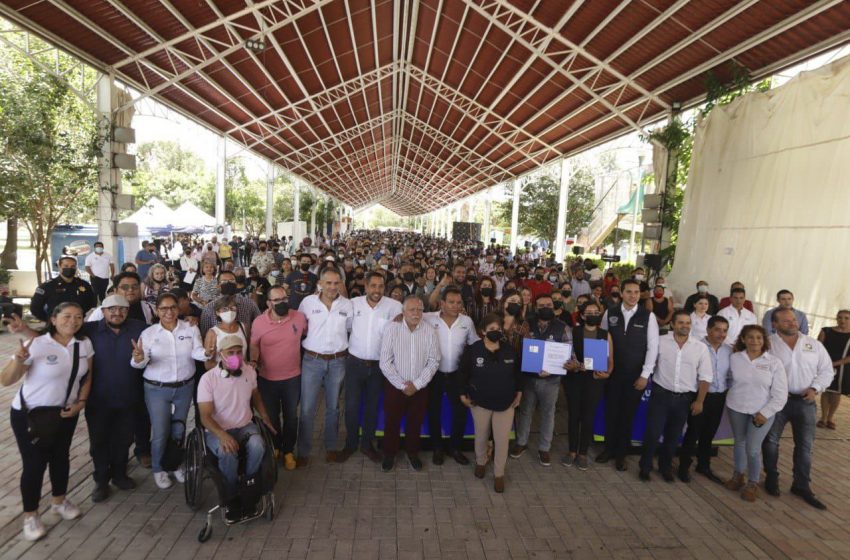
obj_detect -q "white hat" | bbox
[101,294,130,308]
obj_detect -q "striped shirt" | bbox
[380,319,441,391]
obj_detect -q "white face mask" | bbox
[634,274,645,281]
[698,285,708,293]
[219,310,236,324]
[95,247,104,254]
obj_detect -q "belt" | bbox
[350,355,379,366]
[305,350,348,361]
[144,378,193,388]
[788,393,808,399]
[438,370,457,376]
[654,384,695,398]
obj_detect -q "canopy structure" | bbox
[1,1,848,215]
[174,201,217,227]
[120,196,178,230]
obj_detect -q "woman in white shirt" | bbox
[0,302,93,541]
[131,292,210,489]
[689,295,712,340]
[202,296,248,370]
[725,325,788,502]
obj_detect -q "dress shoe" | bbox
[408,454,423,471]
[494,477,505,493]
[360,446,381,463]
[695,465,723,484]
[677,467,691,483]
[638,470,651,482]
[509,444,527,459]
[791,486,827,510]
[92,483,110,503]
[111,476,136,491]
[450,450,470,465]
[661,470,674,483]
[325,450,339,463]
[432,449,445,465]
[474,464,485,479]
[595,450,612,464]
[764,477,780,497]
[381,456,395,472]
[615,458,627,472]
[337,447,356,463]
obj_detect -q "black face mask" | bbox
[235,275,246,284]
[561,290,572,298]
[220,282,237,296]
[506,302,522,316]
[552,301,563,309]
[273,301,289,316]
[537,307,555,321]
[402,272,415,282]
[60,267,76,279]
[584,315,603,326]
[480,287,493,297]
[485,330,503,342]
[354,272,364,279]
[534,273,544,281]
[495,271,504,276]
[300,263,311,271]
[517,270,526,278]
[350,291,361,298]
[610,293,621,301]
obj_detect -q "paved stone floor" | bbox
[0,329,849,559]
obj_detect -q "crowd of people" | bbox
[2,229,849,542]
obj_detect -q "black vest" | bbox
[528,318,568,343]
[607,305,650,380]
[571,325,608,363]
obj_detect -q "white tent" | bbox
[121,197,178,230]
[174,201,217,227]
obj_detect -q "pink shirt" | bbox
[197,365,257,431]
[250,310,307,381]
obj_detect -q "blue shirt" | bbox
[80,318,147,408]
[703,338,732,393]
[135,249,156,279]
[762,307,809,335]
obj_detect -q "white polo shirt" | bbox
[727,351,788,417]
[299,294,353,354]
[348,295,403,361]
[422,311,479,373]
[130,321,208,383]
[84,252,114,279]
[768,333,834,395]
[13,334,94,410]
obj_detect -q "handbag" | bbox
[19,341,80,447]
[160,419,186,471]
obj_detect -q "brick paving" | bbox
[0,329,849,559]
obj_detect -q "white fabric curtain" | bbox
[668,54,850,334]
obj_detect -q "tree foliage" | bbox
[0,43,101,279]
[125,140,215,213]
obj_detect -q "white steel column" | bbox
[215,135,226,226]
[310,187,317,240]
[510,178,521,255]
[293,180,301,241]
[265,162,275,239]
[482,191,492,244]
[554,158,571,263]
[96,73,119,260]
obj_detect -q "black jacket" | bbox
[460,339,522,411]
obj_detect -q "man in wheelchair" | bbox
[196,334,276,521]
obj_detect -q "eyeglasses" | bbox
[268,298,289,304]
[157,305,178,312]
[117,284,140,291]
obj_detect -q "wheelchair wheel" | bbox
[184,430,205,510]
[265,494,275,521]
[256,418,279,487]
[198,521,212,543]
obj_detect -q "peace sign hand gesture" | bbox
[14,338,32,363]
[131,338,145,363]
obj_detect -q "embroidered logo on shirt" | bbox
[476,357,484,366]
[804,343,813,351]
[46,355,59,364]
[609,316,619,327]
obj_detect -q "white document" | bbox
[183,271,197,285]
[541,341,572,376]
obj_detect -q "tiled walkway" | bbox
[0,330,848,559]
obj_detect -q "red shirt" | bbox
[718,297,754,312]
[524,279,553,302]
[250,310,307,381]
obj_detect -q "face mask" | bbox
[222,354,242,371]
[534,273,544,281]
[219,310,236,323]
[402,272,415,282]
[698,285,708,293]
[299,263,310,271]
[234,275,246,284]
[552,301,563,309]
[654,290,665,298]
[548,275,558,282]
[506,302,522,316]
[270,270,280,277]
[561,290,572,298]
[496,271,504,276]
[634,274,645,281]
[95,247,104,254]
[61,267,76,279]
[480,287,493,297]
[584,315,603,327]
[537,307,555,321]
[273,301,289,316]
[610,293,621,301]
[485,330,503,342]
[380,264,389,270]
[220,282,237,296]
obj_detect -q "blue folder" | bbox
[583,338,608,371]
[520,338,545,373]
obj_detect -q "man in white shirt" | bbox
[638,311,713,482]
[422,287,479,466]
[379,295,440,472]
[84,241,115,303]
[339,272,402,463]
[717,287,757,345]
[297,267,352,464]
[762,308,834,509]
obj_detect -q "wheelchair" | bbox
[184,416,278,542]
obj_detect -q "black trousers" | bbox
[90,275,109,303]
[427,371,467,451]
[10,408,78,512]
[258,376,301,454]
[603,375,644,460]
[680,391,727,470]
[85,406,135,484]
[638,385,694,473]
[562,374,605,455]
[133,400,151,458]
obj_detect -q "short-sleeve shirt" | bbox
[13,334,94,410]
[197,366,257,431]
[251,310,307,380]
[84,252,113,279]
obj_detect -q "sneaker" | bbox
[381,456,395,472]
[22,515,46,541]
[154,471,173,489]
[283,453,297,471]
[50,499,81,520]
[561,454,575,467]
[408,454,423,472]
[509,444,527,459]
[576,456,589,471]
[538,450,551,467]
[170,469,185,484]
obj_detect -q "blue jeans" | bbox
[344,357,383,450]
[639,385,693,473]
[204,423,264,499]
[727,408,775,482]
[297,355,346,457]
[762,396,817,490]
[144,383,193,473]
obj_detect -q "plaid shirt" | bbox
[200,294,262,338]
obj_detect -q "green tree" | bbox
[0,44,101,279]
[124,140,215,213]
